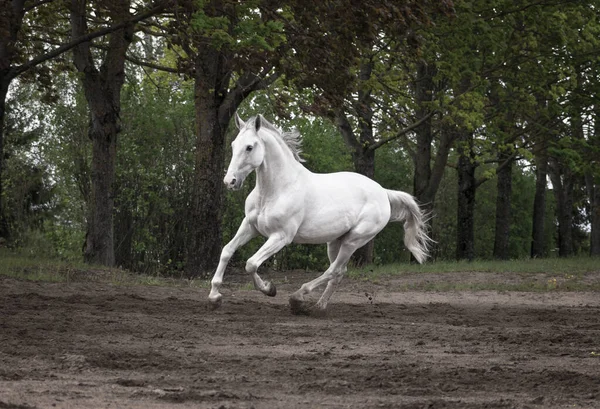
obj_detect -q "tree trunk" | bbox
[456,130,476,261]
[184,48,228,277]
[493,150,513,259]
[531,144,548,258]
[587,176,600,256]
[84,121,118,266]
[0,0,25,240]
[0,80,8,239]
[584,173,600,256]
[549,159,574,257]
[114,195,134,270]
[413,60,435,213]
[71,0,134,266]
[585,108,600,256]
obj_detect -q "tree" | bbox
[0,0,165,242]
[70,0,169,266]
[70,0,137,266]
[530,95,551,258]
[287,1,453,265]
[159,0,283,277]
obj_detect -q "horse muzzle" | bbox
[223,174,243,190]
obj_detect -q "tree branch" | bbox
[474,148,520,189]
[335,111,362,153]
[126,55,178,73]
[12,1,170,79]
[23,0,56,13]
[367,110,437,152]
[218,68,279,129]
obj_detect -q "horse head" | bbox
[224,113,266,190]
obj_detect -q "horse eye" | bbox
[246,145,253,152]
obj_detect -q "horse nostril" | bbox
[231,178,237,186]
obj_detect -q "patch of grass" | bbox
[0,248,210,288]
[348,256,600,292]
[0,248,84,282]
[350,257,600,277]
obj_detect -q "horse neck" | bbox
[256,131,304,194]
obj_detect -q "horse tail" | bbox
[386,190,431,263]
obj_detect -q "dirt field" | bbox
[1,269,599,409]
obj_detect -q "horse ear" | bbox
[234,112,245,130]
[254,114,262,132]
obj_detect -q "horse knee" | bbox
[245,258,258,273]
[220,244,235,263]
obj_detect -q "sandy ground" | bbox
[1,269,599,408]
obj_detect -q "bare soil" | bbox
[1,269,600,409]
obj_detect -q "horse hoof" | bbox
[310,306,328,318]
[265,282,277,297]
[208,295,223,310]
[289,297,310,316]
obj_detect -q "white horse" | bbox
[209,114,430,314]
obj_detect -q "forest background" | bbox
[1,0,599,277]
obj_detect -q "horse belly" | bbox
[293,209,354,244]
[293,227,347,244]
[292,175,390,244]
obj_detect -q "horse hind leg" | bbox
[290,221,383,315]
[314,240,345,310]
[289,239,359,315]
[313,268,346,312]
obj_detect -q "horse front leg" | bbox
[209,218,258,308]
[245,232,290,297]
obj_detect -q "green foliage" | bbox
[373,142,414,264]
[2,82,56,247]
[190,0,286,51]
[113,74,196,274]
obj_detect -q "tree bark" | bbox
[0,80,8,238]
[184,47,228,277]
[0,0,26,239]
[413,60,435,213]
[585,108,600,256]
[71,0,134,266]
[531,142,548,258]
[114,194,134,270]
[585,173,600,256]
[493,149,513,259]
[548,158,574,257]
[456,130,476,261]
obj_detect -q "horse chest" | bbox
[247,204,293,237]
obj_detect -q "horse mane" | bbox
[247,116,305,163]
